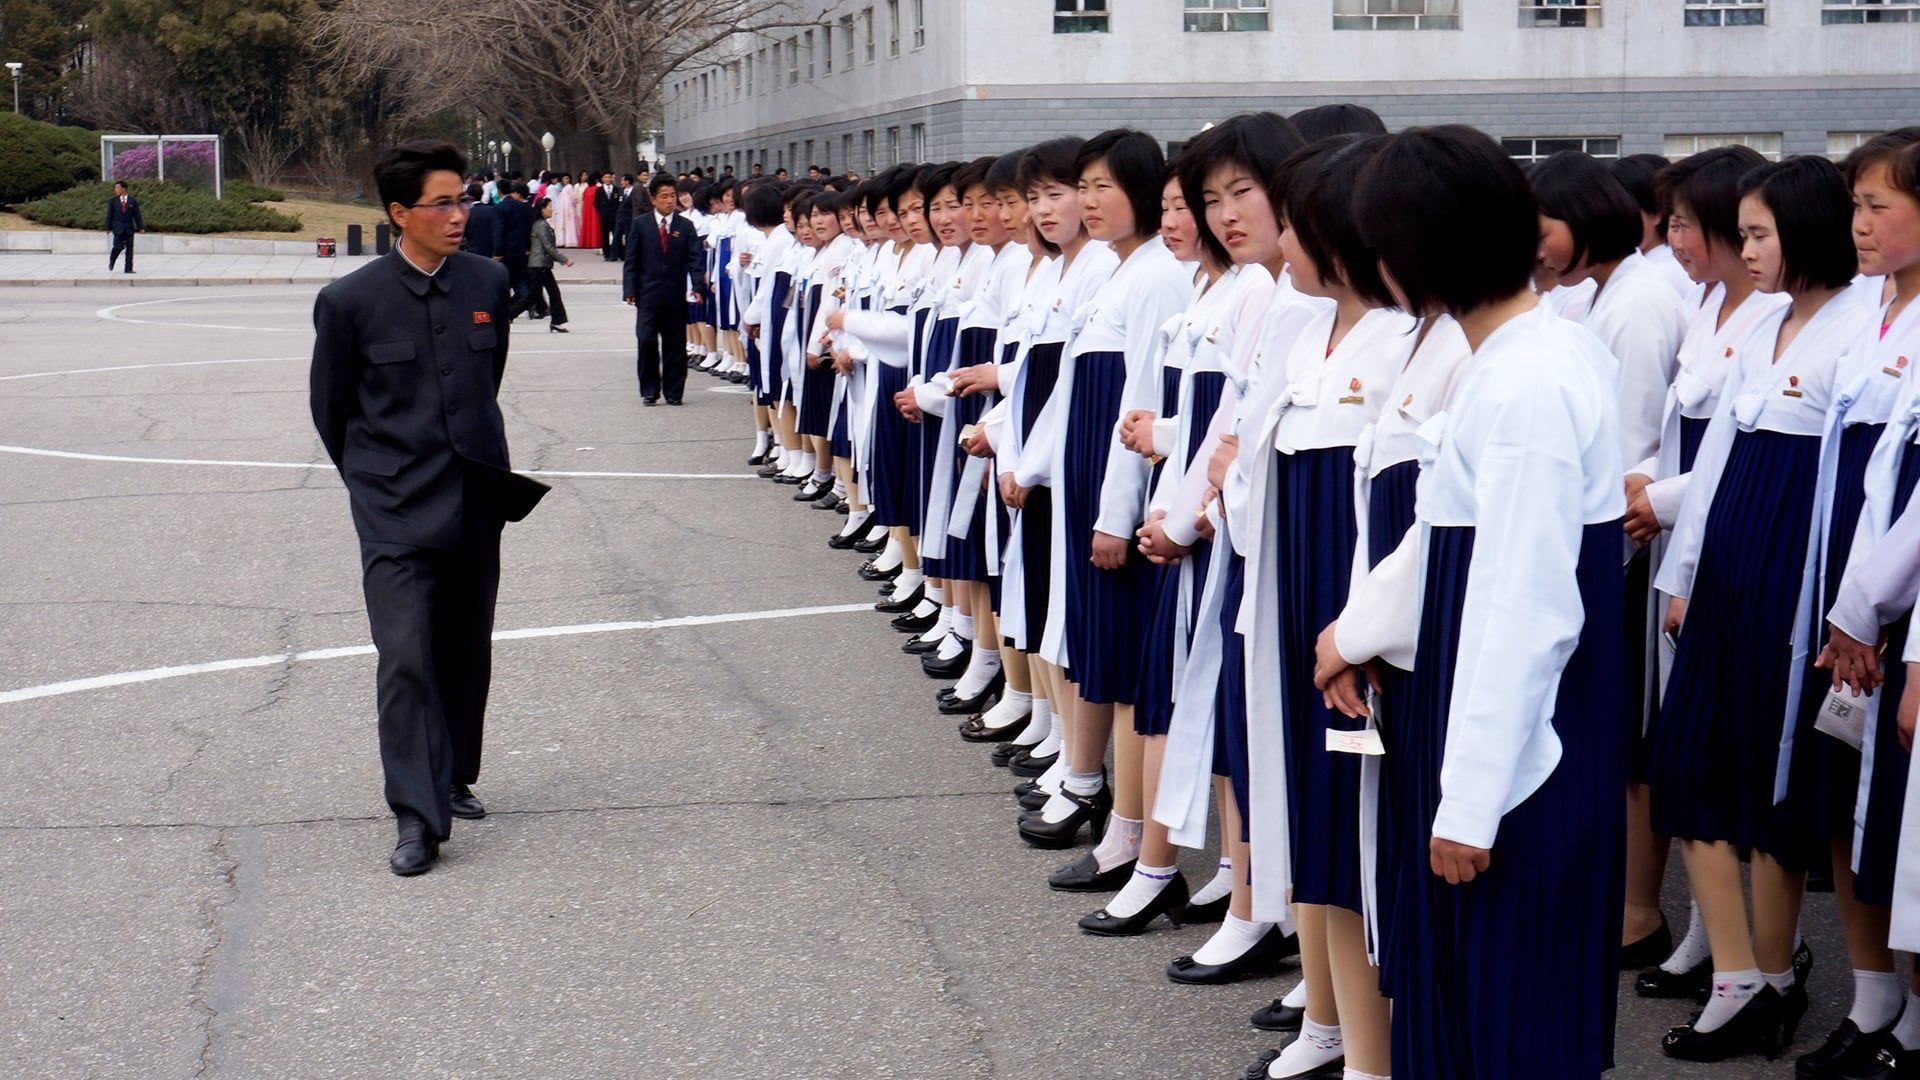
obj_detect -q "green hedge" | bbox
[16,180,301,234]
[0,113,99,204]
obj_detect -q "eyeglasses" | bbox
[405,198,476,214]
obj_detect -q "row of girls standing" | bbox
[694,120,1920,1079]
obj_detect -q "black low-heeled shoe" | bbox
[903,631,945,655]
[922,642,972,678]
[854,533,888,554]
[1017,782,1111,849]
[989,741,1030,767]
[1619,915,1673,971]
[1048,851,1133,892]
[1796,940,1815,988]
[1662,985,1786,1062]
[959,709,1028,742]
[1166,926,1298,986]
[748,450,770,466]
[1183,893,1231,926]
[1008,749,1058,778]
[756,463,784,478]
[1241,1046,1344,1080]
[1636,959,1712,1002]
[793,481,828,501]
[1017,786,1049,811]
[875,585,925,614]
[893,608,939,634]
[827,529,863,550]
[858,561,901,582]
[1839,1032,1919,1080]
[1250,996,1305,1032]
[1080,872,1190,936]
[939,670,1003,713]
[812,492,846,511]
[1797,1019,1877,1078]
[773,472,806,485]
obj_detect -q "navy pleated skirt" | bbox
[1388,521,1625,1080]
[830,386,851,459]
[1014,344,1065,645]
[1273,446,1364,912]
[1853,440,1920,904]
[796,285,834,437]
[746,336,773,408]
[766,274,792,404]
[935,327,998,583]
[715,239,735,330]
[1061,349,1150,705]
[1785,421,1883,843]
[917,317,961,573]
[1678,414,1710,473]
[1216,547,1251,840]
[1366,460,1419,991]
[1133,367,1209,738]
[1649,430,1820,863]
[870,364,915,527]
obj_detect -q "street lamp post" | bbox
[488,140,498,171]
[501,141,514,174]
[541,132,555,173]
[5,63,22,114]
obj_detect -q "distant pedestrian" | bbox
[105,181,142,274]
[513,196,574,332]
[493,182,533,312]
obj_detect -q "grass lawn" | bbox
[0,194,387,240]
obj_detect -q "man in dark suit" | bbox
[593,171,620,260]
[460,182,498,258]
[612,175,634,263]
[105,181,143,274]
[309,140,548,876]
[623,175,706,406]
[492,183,533,315]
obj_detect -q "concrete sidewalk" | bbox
[0,247,629,287]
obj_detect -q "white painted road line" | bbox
[0,603,873,706]
[0,445,758,479]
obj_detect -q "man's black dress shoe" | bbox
[1251,996,1305,1032]
[1637,958,1712,1001]
[1183,893,1230,926]
[1166,926,1298,985]
[1080,872,1190,936]
[389,819,440,877]
[922,641,972,678]
[1018,782,1110,849]
[450,784,486,819]
[1008,748,1058,778]
[666,398,683,406]
[854,533,888,554]
[893,608,939,634]
[1662,985,1786,1062]
[1619,915,1673,970]
[876,584,925,614]
[643,396,659,406]
[1048,851,1134,892]
[941,670,1005,715]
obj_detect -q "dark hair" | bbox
[1177,112,1308,269]
[533,196,552,214]
[862,170,898,215]
[743,184,786,228]
[1531,151,1641,270]
[916,161,963,205]
[1354,125,1540,318]
[112,179,127,191]
[1608,154,1670,217]
[1739,157,1858,293]
[1842,127,1920,195]
[1655,145,1767,257]
[1284,135,1395,306]
[1076,128,1165,240]
[374,140,470,226]
[1017,137,1083,194]
[881,164,920,214]
[1288,104,1387,142]
[985,150,1023,195]
[648,174,677,196]
[466,181,484,201]
[954,155,997,196]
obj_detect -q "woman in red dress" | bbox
[577,177,600,250]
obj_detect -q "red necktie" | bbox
[658,219,669,252]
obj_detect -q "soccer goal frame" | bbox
[99,134,225,200]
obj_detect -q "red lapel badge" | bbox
[474,311,492,325]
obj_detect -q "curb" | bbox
[0,274,631,288]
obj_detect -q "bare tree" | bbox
[309,0,831,168]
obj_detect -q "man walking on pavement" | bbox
[106,181,142,274]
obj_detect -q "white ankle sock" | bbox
[1036,789,1078,822]
[1089,813,1142,871]
[1762,967,1795,993]
[1191,912,1272,966]
[953,612,974,640]
[753,431,771,455]
[1892,992,1920,1050]
[872,548,903,574]
[1035,755,1065,794]
[907,598,940,619]
[953,646,1003,697]
[1695,970,1763,1033]
[837,510,872,537]
[810,469,832,484]
[1064,769,1104,797]
[1105,862,1177,918]
[1013,699,1052,747]
[980,688,1032,729]
[925,582,944,606]
[1343,1070,1387,1080]
[1191,858,1235,906]
[1282,980,1308,1009]
[1271,1019,1343,1078]
[1031,724,1062,761]
[1851,970,1904,1031]
[889,568,924,600]
[1661,901,1710,974]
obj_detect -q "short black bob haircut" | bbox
[1354,125,1540,318]
[1076,128,1165,241]
[1842,127,1920,195]
[1531,150,1641,271]
[985,150,1024,195]
[1288,104,1387,143]
[1017,138,1085,255]
[881,165,921,215]
[1176,111,1307,270]
[1284,135,1395,307]
[742,184,786,229]
[1738,157,1858,294]
[1608,153,1669,217]
[374,140,470,227]
[954,155,997,197]
[1655,145,1766,257]
[916,161,964,205]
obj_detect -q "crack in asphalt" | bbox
[187,829,240,1080]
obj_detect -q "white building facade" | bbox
[663,0,1920,175]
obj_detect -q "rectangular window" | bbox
[1335,0,1462,30]
[1518,0,1600,26]
[732,62,743,100]
[822,25,833,73]
[1823,0,1919,20]
[1055,0,1112,32]
[1500,135,1621,163]
[910,122,927,160]
[1664,133,1783,160]
[887,126,901,164]
[1684,0,1764,24]
[1185,0,1271,30]
[1828,131,1878,158]
[864,129,877,172]
[843,15,857,66]
[806,140,816,171]
[888,0,902,54]
[865,8,877,59]
[842,134,854,173]
[787,37,799,84]
[745,55,754,96]
[913,0,926,47]
[805,30,816,78]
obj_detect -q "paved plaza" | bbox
[0,278,1845,1078]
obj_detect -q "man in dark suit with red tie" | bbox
[622,175,706,406]
[105,181,143,274]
